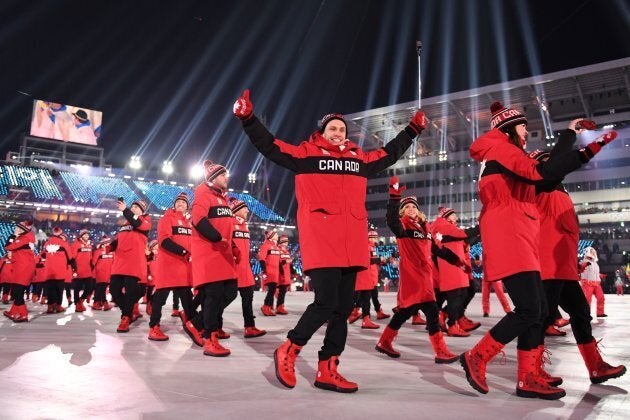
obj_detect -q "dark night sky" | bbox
[1,0,628,214]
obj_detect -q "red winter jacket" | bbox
[34,255,46,283]
[92,245,114,284]
[111,209,152,280]
[43,235,72,280]
[431,217,478,292]
[258,239,281,285]
[71,239,94,279]
[536,186,580,281]
[0,256,12,283]
[243,117,414,271]
[4,231,36,286]
[155,208,193,289]
[232,216,254,289]
[355,244,379,291]
[191,182,237,287]
[470,128,587,281]
[279,246,293,286]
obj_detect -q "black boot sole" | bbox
[460,353,489,394]
[314,381,358,393]
[375,345,401,358]
[591,366,627,384]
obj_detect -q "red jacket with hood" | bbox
[155,208,193,289]
[111,209,152,280]
[4,231,36,286]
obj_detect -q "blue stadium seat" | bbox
[60,172,137,205]
[228,192,284,222]
[134,181,194,211]
[0,165,63,200]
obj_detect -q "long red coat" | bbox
[155,208,192,289]
[279,247,293,286]
[4,231,36,286]
[71,239,93,278]
[431,217,470,292]
[243,117,414,271]
[34,255,47,283]
[232,215,255,288]
[43,235,72,280]
[258,239,281,285]
[111,211,151,280]
[0,256,12,283]
[536,186,580,281]
[92,245,114,284]
[386,199,435,308]
[355,244,378,291]
[191,182,237,287]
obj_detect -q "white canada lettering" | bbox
[216,207,232,216]
[318,159,359,173]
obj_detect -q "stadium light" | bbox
[162,160,174,175]
[189,164,204,179]
[129,155,142,170]
[248,173,257,184]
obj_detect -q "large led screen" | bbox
[30,99,102,146]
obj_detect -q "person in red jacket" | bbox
[235,89,426,393]
[110,198,152,333]
[31,253,46,303]
[91,235,114,311]
[431,207,480,337]
[231,198,266,338]
[258,230,282,316]
[191,161,239,356]
[368,229,390,320]
[460,102,619,400]
[148,192,198,342]
[530,145,625,385]
[3,221,36,322]
[348,229,381,329]
[276,235,293,315]
[70,229,93,312]
[375,179,460,363]
[0,253,12,304]
[42,227,72,313]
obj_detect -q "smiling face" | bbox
[322,119,347,146]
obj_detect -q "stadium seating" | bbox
[0,164,63,200]
[134,181,194,211]
[228,192,284,222]
[60,172,138,205]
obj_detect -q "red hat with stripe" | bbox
[490,101,527,132]
[131,199,147,214]
[203,160,227,183]
[438,206,455,219]
[174,192,189,208]
[16,220,33,234]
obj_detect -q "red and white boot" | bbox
[376,309,391,320]
[577,338,627,384]
[347,307,361,324]
[275,304,288,315]
[203,332,230,357]
[148,325,169,341]
[3,303,17,319]
[429,331,458,364]
[375,326,401,358]
[460,332,505,394]
[516,349,566,400]
[314,356,358,393]
[244,326,266,338]
[274,339,303,388]
[411,313,427,325]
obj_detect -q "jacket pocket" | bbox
[349,206,368,220]
[309,202,341,215]
[523,211,537,221]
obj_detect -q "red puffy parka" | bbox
[258,239,281,285]
[155,208,193,289]
[191,182,237,287]
[232,215,255,289]
[431,217,477,292]
[243,117,415,272]
[111,209,152,280]
[355,244,379,291]
[71,238,94,279]
[92,245,114,284]
[279,246,293,286]
[43,234,72,280]
[4,231,36,286]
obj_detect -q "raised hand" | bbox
[233,89,253,121]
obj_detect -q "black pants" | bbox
[11,284,26,305]
[388,301,440,334]
[199,280,237,338]
[357,290,372,316]
[371,286,382,311]
[544,280,594,344]
[45,279,65,305]
[277,284,288,306]
[489,271,548,351]
[264,282,277,306]
[146,285,155,306]
[463,280,476,310]
[110,275,141,318]
[1,282,11,297]
[65,284,72,301]
[435,288,446,311]
[94,283,108,303]
[150,287,195,328]
[173,292,180,310]
[239,285,256,327]
[444,287,466,326]
[32,283,44,297]
[72,277,94,303]
[287,267,357,360]
[138,284,147,304]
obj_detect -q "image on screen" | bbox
[30,99,102,146]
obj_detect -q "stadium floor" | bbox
[1,292,629,420]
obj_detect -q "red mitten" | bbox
[408,111,427,136]
[233,89,253,120]
[575,119,597,131]
[389,176,406,198]
[580,131,618,162]
[232,245,242,265]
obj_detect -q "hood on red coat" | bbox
[469,128,508,162]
